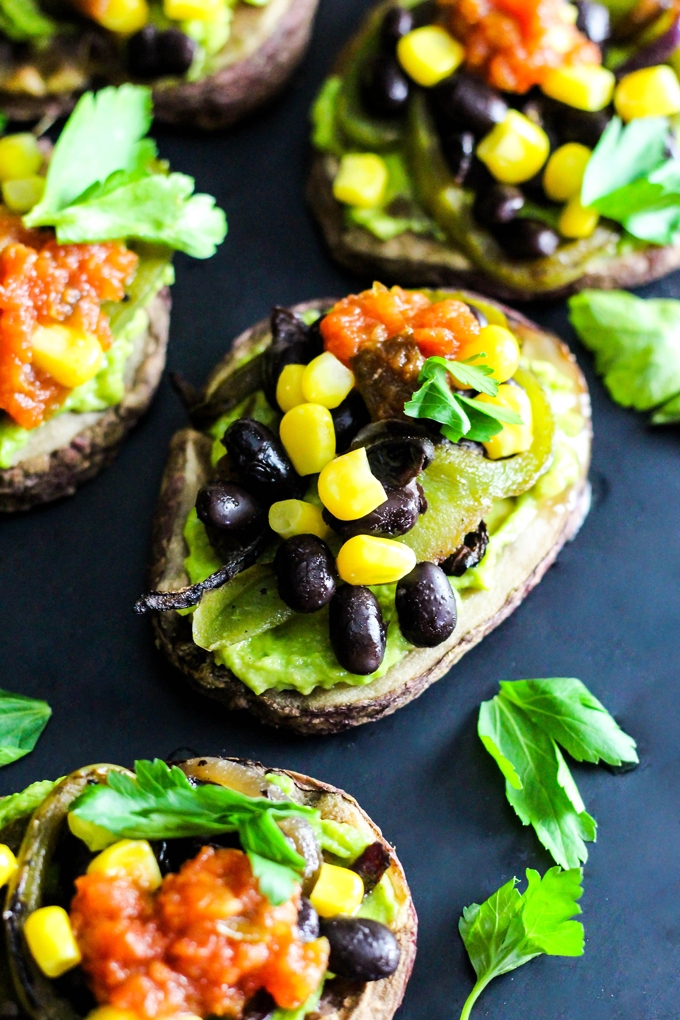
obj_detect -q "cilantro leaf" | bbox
[70,759,320,904]
[458,867,584,1020]
[568,289,680,413]
[0,689,51,767]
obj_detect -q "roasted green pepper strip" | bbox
[402,367,554,561]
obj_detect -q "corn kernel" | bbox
[456,324,520,384]
[86,1008,140,1020]
[68,813,118,852]
[165,0,221,18]
[336,534,417,585]
[543,142,591,202]
[2,175,45,213]
[397,26,464,87]
[276,363,306,412]
[541,64,615,111]
[615,64,680,121]
[302,352,355,409]
[309,863,364,918]
[318,448,386,521]
[476,111,550,185]
[279,403,336,476]
[24,906,82,978]
[558,195,599,238]
[476,384,533,459]
[86,0,149,33]
[0,134,42,183]
[0,845,17,887]
[31,325,103,389]
[87,839,162,891]
[333,153,388,209]
[269,499,332,541]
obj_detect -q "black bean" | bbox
[157,29,196,75]
[271,306,310,347]
[350,419,435,487]
[473,184,525,227]
[432,72,508,136]
[575,0,610,42]
[224,419,305,502]
[441,521,489,576]
[351,841,392,893]
[331,390,371,453]
[261,307,318,408]
[320,918,401,982]
[274,536,337,613]
[441,130,475,185]
[329,587,386,674]
[196,482,267,537]
[396,562,457,647]
[362,55,411,117]
[127,25,161,78]
[493,219,560,259]
[323,480,423,539]
[558,105,612,148]
[298,898,320,942]
[242,990,276,1020]
[466,303,488,328]
[381,5,415,48]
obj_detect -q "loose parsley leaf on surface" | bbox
[0,690,51,767]
[478,679,637,869]
[568,289,680,419]
[404,356,522,443]
[70,759,320,904]
[458,867,584,1020]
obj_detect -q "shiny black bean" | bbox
[350,420,435,487]
[473,183,525,227]
[242,990,276,1020]
[196,482,267,537]
[466,303,488,328]
[274,536,337,613]
[396,562,457,647]
[329,586,386,674]
[362,55,411,117]
[298,898,321,942]
[351,841,391,893]
[441,521,489,576]
[575,0,610,42]
[441,130,475,185]
[320,918,401,981]
[261,307,318,407]
[271,306,309,347]
[224,419,305,502]
[433,72,508,135]
[558,105,612,148]
[493,219,560,259]
[157,29,196,74]
[331,390,371,453]
[323,480,423,539]
[381,5,415,47]
[127,25,161,77]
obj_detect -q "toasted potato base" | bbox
[0,288,170,513]
[0,0,318,129]
[308,153,680,303]
[148,293,591,733]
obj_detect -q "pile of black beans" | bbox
[360,1,613,259]
[127,24,197,78]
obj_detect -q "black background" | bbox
[1,2,679,1017]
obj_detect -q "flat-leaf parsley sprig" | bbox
[70,759,321,904]
[404,356,522,443]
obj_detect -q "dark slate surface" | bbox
[1,2,679,1017]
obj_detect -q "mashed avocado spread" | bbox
[182,358,585,697]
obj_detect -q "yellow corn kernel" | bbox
[24,906,82,978]
[302,352,355,409]
[269,499,332,541]
[476,111,550,184]
[333,153,388,209]
[86,1008,140,1020]
[276,363,306,413]
[0,134,42,183]
[309,863,365,918]
[87,839,162,891]
[31,325,103,389]
[336,534,417,585]
[318,447,386,521]
[396,26,464,87]
[2,175,45,213]
[541,64,615,111]
[279,403,336,476]
[0,845,17,887]
[165,0,221,18]
[456,324,520,384]
[87,0,149,33]
[68,813,118,852]
[558,195,599,238]
[615,64,680,121]
[543,142,591,202]
[476,384,533,459]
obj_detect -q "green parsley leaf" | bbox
[478,679,637,869]
[458,867,584,1020]
[568,288,680,413]
[0,779,59,830]
[24,85,227,259]
[70,759,321,904]
[0,689,51,767]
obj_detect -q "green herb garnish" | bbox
[479,678,638,869]
[404,356,522,443]
[0,689,51,767]
[0,0,55,41]
[70,759,320,904]
[458,867,584,1020]
[24,86,227,259]
[0,779,59,829]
